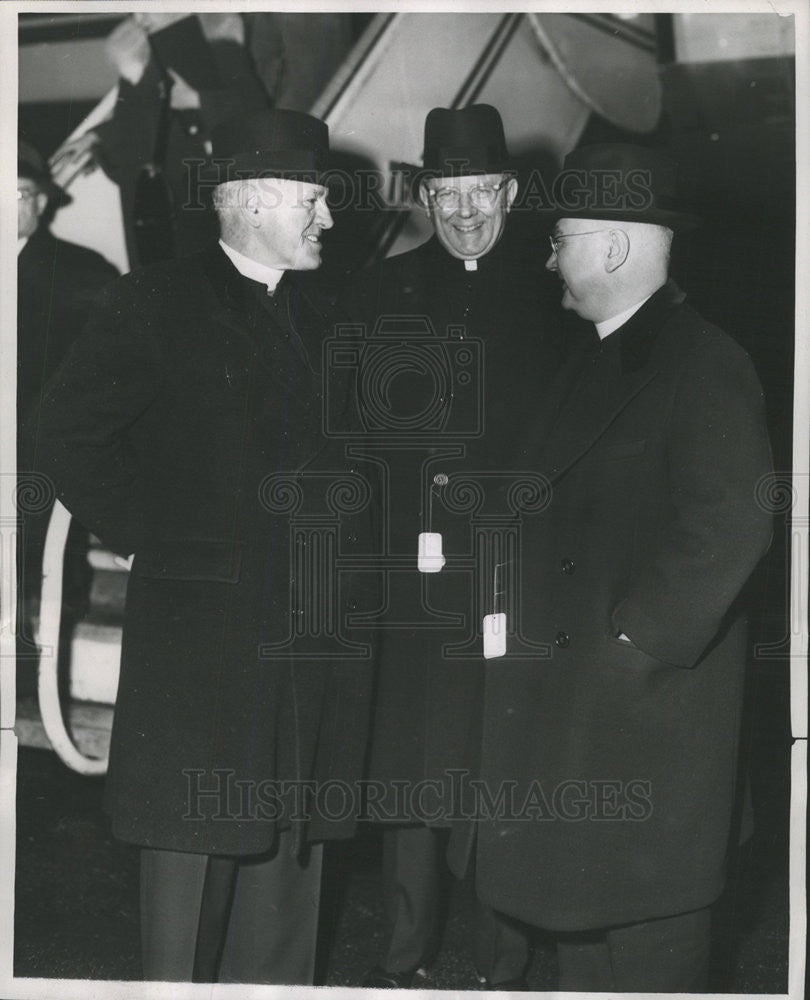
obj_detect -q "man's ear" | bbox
[35,192,49,220]
[604,229,630,273]
[239,184,262,229]
[417,182,432,213]
[504,176,518,212]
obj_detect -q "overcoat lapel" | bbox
[200,245,324,389]
[199,245,331,472]
[539,280,685,482]
[540,350,658,482]
[18,227,53,276]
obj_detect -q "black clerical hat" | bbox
[422,104,511,177]
[553,144,700,231]
[208,108,329,184]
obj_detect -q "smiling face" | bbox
[248,178,333,270]
[420,172,517,260]
[545,219,615,321]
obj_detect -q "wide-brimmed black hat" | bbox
[207,108,329,184]
[18,140,71,207]
[422,104,511,177]
[553,144,700,231]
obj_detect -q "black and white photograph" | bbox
[0,3,806,998]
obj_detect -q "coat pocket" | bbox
[134,538,244,583]
[601,631,676,674]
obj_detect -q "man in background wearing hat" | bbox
[17,140,118,692]
[349,105,567,990]
[448,144,773,991]
[32,110,374,984]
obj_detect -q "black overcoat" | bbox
[33,246,376,854]
[346,234,569,816]
[448,281,773,929]
[17,229,118,620]
[18,228,118,451]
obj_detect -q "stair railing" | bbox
[37,500,109,775]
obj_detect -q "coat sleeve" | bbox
[611,330,773,667]
[27,276,166,555]
[93,26,267,178]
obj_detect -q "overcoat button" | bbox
[561,558,575,574]
[555,631,570,648]
[347,532,358,543]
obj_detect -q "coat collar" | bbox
[200,241,332,328]
[418,231,516,278]
[614,278,686,374]
[201,241,277,313]
[538,279,686,482]
[18,226,56,269]
[199,242,331,382]
[408,232,534,330]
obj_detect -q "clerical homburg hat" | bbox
[553,143,700,231]
[208,108,329,184]
[422,104,512,177]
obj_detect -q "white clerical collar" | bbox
[18,237,29,256]
[219,239,284,294]
[595,292,654,340]
[464,259,478,271]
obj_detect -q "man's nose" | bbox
[455,190,475,217]
[545,249,558,272]
[317,199,334,230]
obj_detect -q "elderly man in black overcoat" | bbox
[448,144,774,992]
[32,109,374,985]
[348,105,568,990]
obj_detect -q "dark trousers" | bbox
[140,828,323,984]
[556,906,712,992]
[382,825,529,983]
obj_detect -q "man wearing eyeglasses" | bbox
[448,144,773,992]
[348,105,568,990]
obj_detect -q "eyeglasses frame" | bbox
[427,178,512,212]
[548,228,625,254]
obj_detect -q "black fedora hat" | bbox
[18,140,71,208]
[422,104,511,177]
[207,108,329,184]
[553,144,700,231]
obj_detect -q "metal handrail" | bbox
[37,500,109,775]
